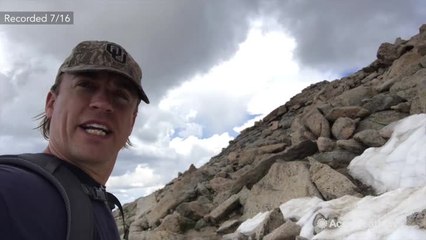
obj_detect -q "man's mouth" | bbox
[80,123,111,136]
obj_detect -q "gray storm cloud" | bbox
[1,0,424,98]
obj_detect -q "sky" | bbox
[0,0,425,203]
[237,114,426,239]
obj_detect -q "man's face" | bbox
[45,72,139,166]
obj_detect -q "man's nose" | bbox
[89,91,114,113]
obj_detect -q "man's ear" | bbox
[45,91,57,118]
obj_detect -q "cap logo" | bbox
[106,43,127,64]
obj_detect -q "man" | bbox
[0,41,149,240]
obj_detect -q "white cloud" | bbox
[107,164,162,189]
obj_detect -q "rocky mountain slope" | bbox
[116,24,426,240]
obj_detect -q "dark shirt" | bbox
[0,156,120,240]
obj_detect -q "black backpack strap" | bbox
[107,192,130,240]
[82,184,130,240]
[0,154,94,240]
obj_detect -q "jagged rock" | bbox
[226,140,318,201]
[309,159,362,200]
[263,221,301,240]
[175,196,213,221]
[417,77,426,113]
[291,116,316,145]
[134,193,157,219]
[156,212,195,233]
[194,219,208,231]
[296,236,309,240]
[262,208,286,237]
[332,86,376,107]
[263,105,288,122]
[406,209,426,229]
[331,117,358,140]
[258,143,288,154]
[377,42,400,65]
[316,137,335,152]
[362,93,405,112]
[311,150,357,169]
[185,227,221,240]
[144,171,207,227]
[206,193,241,224]
[302,107,331,138]
[263,121,280,137]
[325,106,370,121]
[387,51,423,89]
[217,219,241,234]
[235,148,258,166]
[279,114,295,129]
[228,151,239,162]
[222,232,249,240]
[196,182,212,197]
[236,209,285,240]
[243,161,322,218]
[129,229,184,240]
[357,110,408,131]
[286,80,329,110]
[209,176,234,194]
[391,102,411,113]
[421,55,426,67]
[354,129,387,147]
[336,139,366,154]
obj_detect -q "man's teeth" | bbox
[85,128,107,136]
[86,123,109,131]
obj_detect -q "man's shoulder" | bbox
[0,158,68,240]
[0,159,62,199]
[0,154,64,202]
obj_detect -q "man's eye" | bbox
[116,91,131,102]
[77,81,94,89]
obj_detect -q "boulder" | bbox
[263,221,302,240]
[357,110,408,131]
[362,93,405,112]
[353,129,387,147]
[129,230,184,240]
[418,77,426,113]
[291,116,316,145]
[217,219,241,234]
[206,194,241,223]
[302,107,331,138]
[175,196,213,221]
[377,42,400,65]
[311,150,357,169]
[336,139,366,154]
[316,137,335,152]
[156,212,195,233]
[209,176,234,194]
[332,86,376,107]
[145,171,206,227]
[227,140,318,199]
[325,106,370,121]
[309,159,362,200]
[243,161,322,218]
[222,232,249,240]
[331,117,358,140]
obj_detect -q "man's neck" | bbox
[43,146,112,185]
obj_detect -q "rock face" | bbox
[115,24,426,239]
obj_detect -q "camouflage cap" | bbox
[57,40,149,104]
